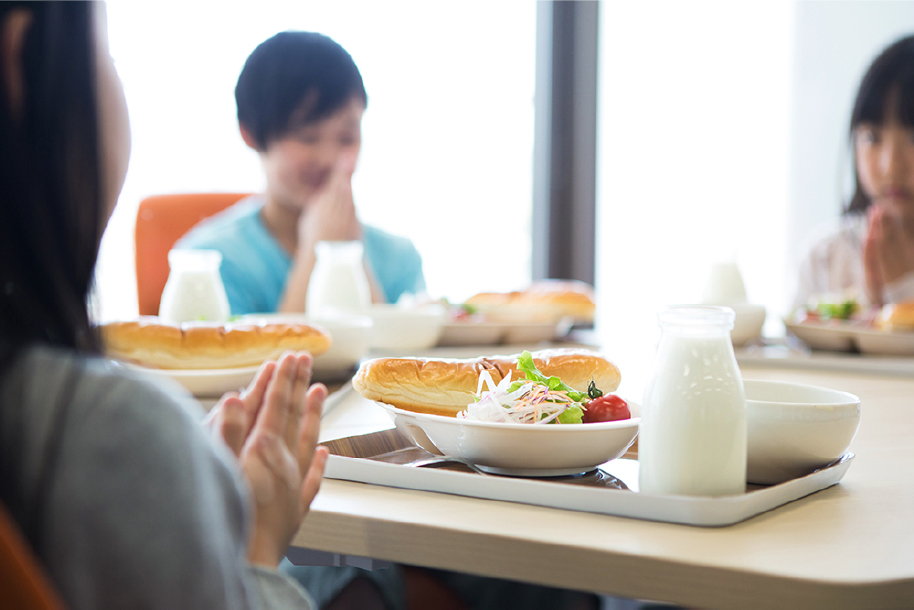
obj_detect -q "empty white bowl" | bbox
[729,303,766,346]
[309,314,373,379]
[238,313,372,380]
[745,379,861,484]
[368,304,446,352]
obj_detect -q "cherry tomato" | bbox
[582,395,630,423]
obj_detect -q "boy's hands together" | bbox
[298,152,361,250]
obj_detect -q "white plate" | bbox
[783,319,857,352]
[374,402,640,477]
[437,318,572,347]
[130,364,259,397]
[851,326,914,356]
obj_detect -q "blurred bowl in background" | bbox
[368,304,446,352]
[310,314,373,379]
[729,303,767,346]
[239,312,372,381]
[745,379,861,485]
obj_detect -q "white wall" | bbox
[787,1,914,292]
[596,0,794,351]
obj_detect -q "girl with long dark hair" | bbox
[795,34,914,308]
[0,3,327,607]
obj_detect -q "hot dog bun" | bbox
[353,348,620,417]
[877,302,914,331]
[465,280,596,323]
[100,316,332,370]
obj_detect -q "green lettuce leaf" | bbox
[556,405,584,424]
[516,351,588,403]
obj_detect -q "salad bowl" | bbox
[374,401,641,477]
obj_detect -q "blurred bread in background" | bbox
[465,280,596,324]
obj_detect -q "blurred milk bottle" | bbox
[306,240,371,316]
[158,249,231,324]
[639,306,747,496]
[701,261,748,305]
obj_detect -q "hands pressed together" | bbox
[298,151,361,249]
[204,352,329,568]
[863,203,914,305]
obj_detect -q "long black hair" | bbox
[846,34,914,214]
[0,1,102,370]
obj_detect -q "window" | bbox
[596,0,794,352]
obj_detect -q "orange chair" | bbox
[134,193,252,316]
[0,501,65,609]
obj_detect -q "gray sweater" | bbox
[0,345,314,609]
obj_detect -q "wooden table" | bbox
[290,352,914,608]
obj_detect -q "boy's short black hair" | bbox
[235,31,367,150]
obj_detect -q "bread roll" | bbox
[353,348,620,417]
[465,280,596,323]
[877,302,914,331]
[100,317,332,370]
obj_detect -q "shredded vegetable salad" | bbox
[458,351,590,424]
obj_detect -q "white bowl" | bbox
[375,401,641,477]
[238,313,372,380]
[745,379,861,484]
[309,314,373,379]
[728,303,766,346]
[437,321,507,346]
[368,304,446,352]
[694,302,766,346]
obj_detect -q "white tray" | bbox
[323,429,853,527]
[735,342,914,377]
[783,319,914,356]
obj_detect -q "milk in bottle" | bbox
[639,306,747,496]
[306,240,371,316]
[158,249,230,324]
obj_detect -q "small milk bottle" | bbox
[158,249,231,324]
[639,306,747,496]
[306,240,371,316]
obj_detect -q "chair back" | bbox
[0,500,65,609]
[135,193,251,316]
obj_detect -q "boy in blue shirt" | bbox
[178,31,424,315]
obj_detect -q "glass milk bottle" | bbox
[306,240,371,316]
[639,306,746,496]
[158,249,231,324]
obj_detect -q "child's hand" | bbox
[297,152,361,252]
[864,203,914,304]
[204,353,329,568]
